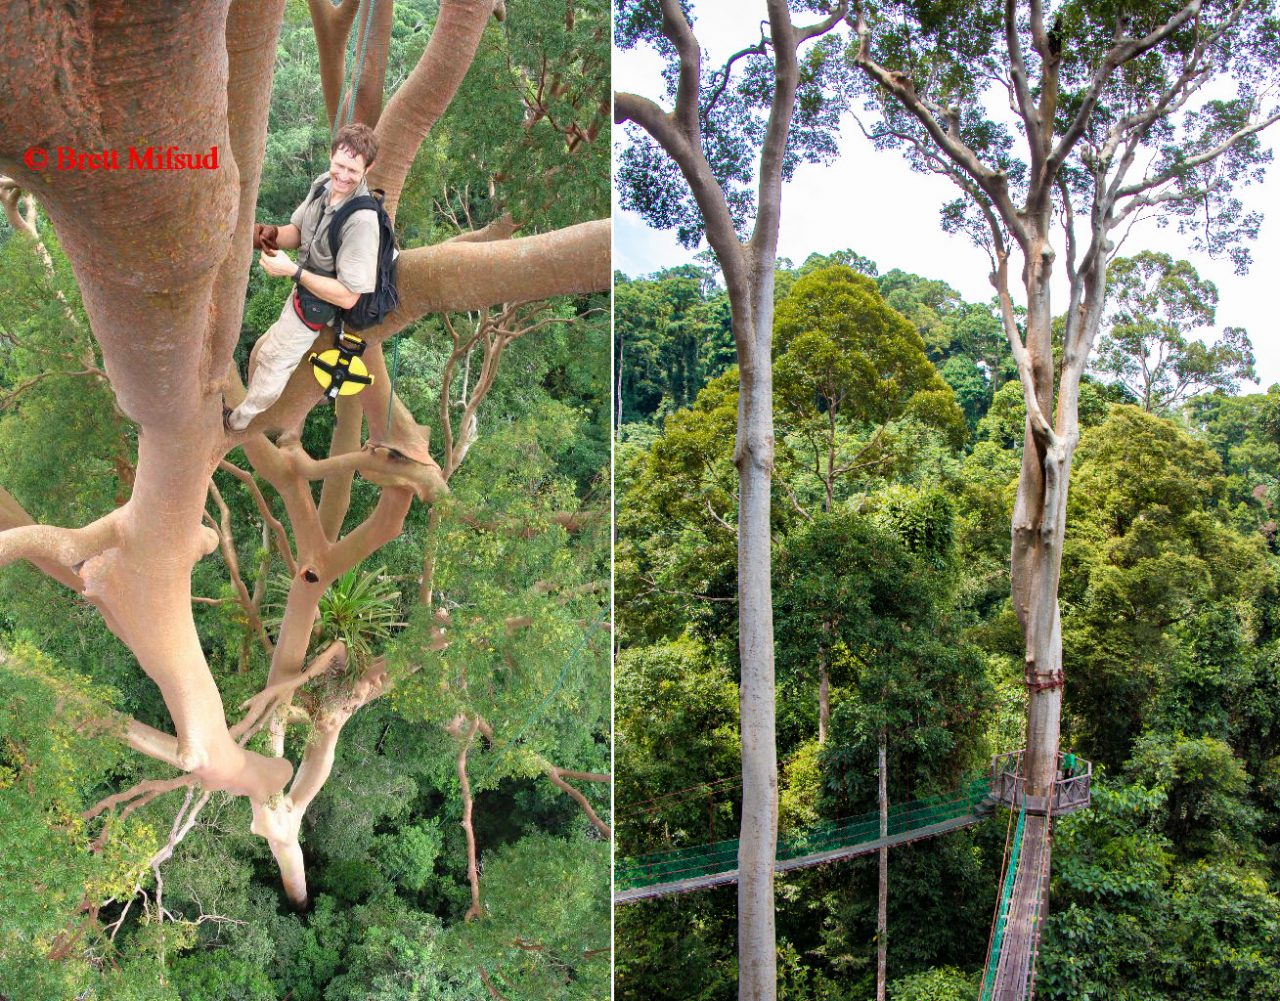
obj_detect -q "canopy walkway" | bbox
[616,749,1092,1001]
[980,751,1093,1001]
[615,777,995,905]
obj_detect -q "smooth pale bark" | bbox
[616,3,845,996]
[735,255,779,1001]
[877,740,888,1001]
[817,658,829,746]
[852,0,1280,974]
[0,0,610,903]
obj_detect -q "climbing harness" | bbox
[310,325,374,399]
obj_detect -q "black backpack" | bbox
[306,179,400,330]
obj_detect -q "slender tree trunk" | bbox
[817,657,829,746]
[877,737,888,1001]
[735,275,779,1001]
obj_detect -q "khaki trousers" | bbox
[228,296,325,431]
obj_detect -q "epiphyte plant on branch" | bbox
[0,0,609,977]
[848,0,1279,978]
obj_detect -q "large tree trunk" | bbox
[1011,265,1068,805]
[817,655,830,745]
[735,265,779,1001]
[0,0,609,907]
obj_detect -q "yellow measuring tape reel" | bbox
[310,329,375,399]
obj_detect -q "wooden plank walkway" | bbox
[990,812,1051,1001]
[614,811,988,905]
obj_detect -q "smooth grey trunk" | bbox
[851,3,1280,995]
[877,738,888,1001]
[817,656,829,746]
[614,5,848,997]
[735,270,779,1001]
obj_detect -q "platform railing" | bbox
[990,750,1091,816]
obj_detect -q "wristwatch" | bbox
[293,264,304,284]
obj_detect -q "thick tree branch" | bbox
[371,0,504,221]
[0,510,122,578]
[615,89,751,294]
[854,18,1029,248]
[456,716,484,920]
[1046,0,1204,176]
[1005,0,1038,139]
[1113,109,1280,201]
[751,0,801,255]
[317,395,365,542]
[657,0,703,143]
[308,0,364,127]
[544,762,611,839]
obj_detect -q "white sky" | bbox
[612,7,1280,390]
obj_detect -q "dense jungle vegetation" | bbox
[614,252,1280,1001]
[0,2,610,998]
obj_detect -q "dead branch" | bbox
[205,480,274,657]
[544,762,611,839]
[218,460,297,574]
[458,716,484,921]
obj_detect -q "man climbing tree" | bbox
[0,0,610,994]
[228,123,383,431]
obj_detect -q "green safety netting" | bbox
[616,776,993,891]
[979,803,1028,1001]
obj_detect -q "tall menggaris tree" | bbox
[615,2,846,998]
[0,0,608,915]
[850,0,1279,929]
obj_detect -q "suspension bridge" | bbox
[616,751,1091,1001]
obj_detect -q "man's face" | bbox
[329,145,368,196]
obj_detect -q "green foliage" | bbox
[889,966,978,1001]
[776,511,991,805]
[398,0,609,240]
[774,266,967,475]
[1093,253,1256,413]
[1062,406,1271,764]
[453,833,609,1001]
[0,225,132,526]
[1041,775,1280,1001]
[321,898,480,1001]
[616,224,1280,998]
[166,954,277,1001]
[1126,733,1259,858]
[615,638,740,856]
[1186,386,1280,543]
[0,643,161,1000]
[615,266,734,424]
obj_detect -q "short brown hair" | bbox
[331,123,377,167]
